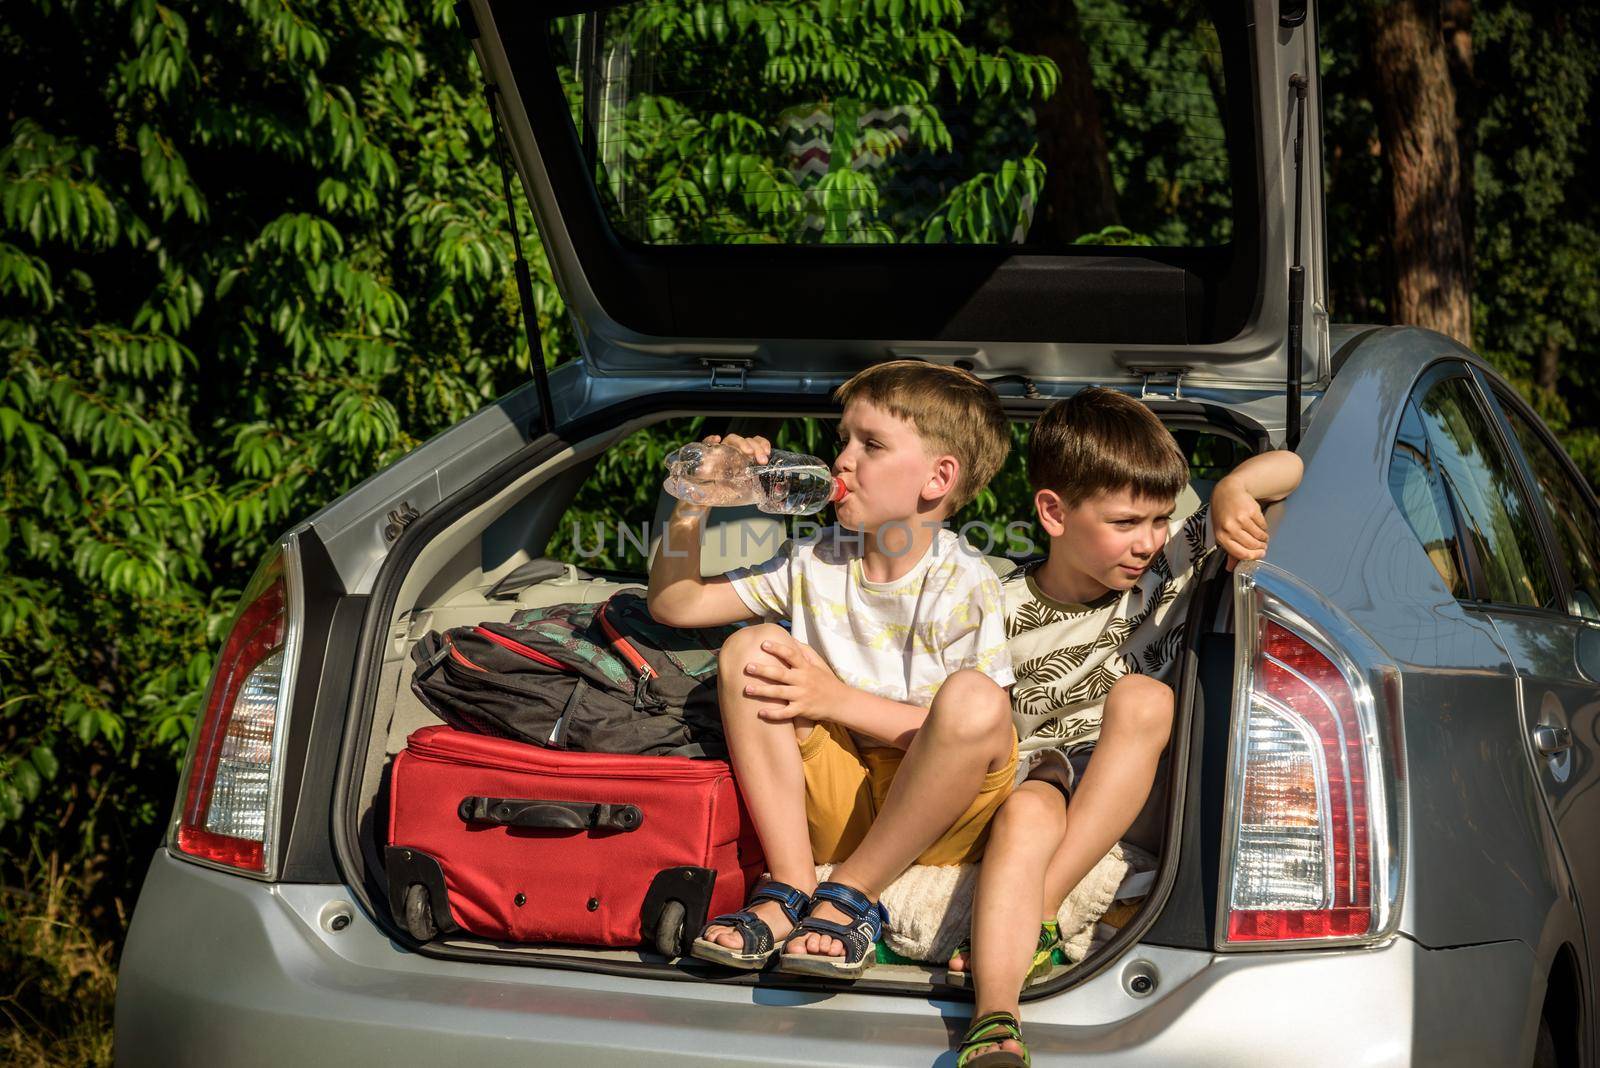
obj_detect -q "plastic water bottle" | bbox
[663,442,846,515]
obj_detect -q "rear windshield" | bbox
[547,1,1236,249]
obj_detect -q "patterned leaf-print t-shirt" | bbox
[726,525,1015,748]
[1003,504,1215,782]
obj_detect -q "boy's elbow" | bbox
[646,588,683,628]
[1270,452,1306,501]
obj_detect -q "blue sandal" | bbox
[689,880,810,969]
[776,881,889,979]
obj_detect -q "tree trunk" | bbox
[1538,336,1561,394]
[1006,0,1119,243]
[1441,0,1475,283]
[1361,0,1474,347]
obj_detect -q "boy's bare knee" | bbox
[992,783,1067,841]
[1105,674,1175,740]
[939,668,1005,693]
[717,622,788,674]
[1002,783,1067,825]
[926,670,1011,746]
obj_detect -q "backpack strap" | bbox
[411,633,452,681]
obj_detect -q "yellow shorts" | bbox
[798,721,1018,866]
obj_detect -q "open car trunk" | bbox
[335,396,1258,995]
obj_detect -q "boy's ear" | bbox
[922,453,961,503]
[1034,488,1068,537]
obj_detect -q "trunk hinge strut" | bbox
[700,358,752,390]
[485,80,556,438]
[1286,72,1308,451]
[1128,365,1190,400]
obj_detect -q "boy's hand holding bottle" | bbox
[664,433,844,517]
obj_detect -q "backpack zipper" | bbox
[598,604,657,681]
[445,635,489,672]
[473,626,570,671]
[599,600,663,711]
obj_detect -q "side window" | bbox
[1412,376,1557,609]
[1388,398,1469,597]
[1497,396,1600,621]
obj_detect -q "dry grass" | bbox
[0,855,118,1068]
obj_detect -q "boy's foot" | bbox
[957,1011,1029,1067]
[777,881,888,978]
[944,920,1061,989]
[781,897,853,957]
[699,899,794,947]
[689,881,810,969]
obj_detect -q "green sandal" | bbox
[956,1011,1029,1068]
[944,919,1061,989]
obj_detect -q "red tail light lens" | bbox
[171,547,299,876]
[1221,563,1403,948]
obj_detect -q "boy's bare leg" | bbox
[701,623,822,949]
[950,674,1173,974]
[787,670,1014,958]
[963,782,1067,1059]
[1038,674,1174,915]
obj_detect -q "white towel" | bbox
[814,840,1149,964]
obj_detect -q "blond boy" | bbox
[648,361,1017,978]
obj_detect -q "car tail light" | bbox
[1219,562,1405,948]
[170,540,303,877]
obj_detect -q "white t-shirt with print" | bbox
[725,526,1015,741]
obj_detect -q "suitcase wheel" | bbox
[655,899,687,958]
[404,883,439,942]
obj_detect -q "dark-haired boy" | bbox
[949,388,1303,1067]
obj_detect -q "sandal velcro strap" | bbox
[702,910,776,956]
[750,880,810,926]
[957,1012,1029,1068]
[700,880,811,957]
[810,881,889,933]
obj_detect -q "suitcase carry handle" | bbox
[457,795,644,832]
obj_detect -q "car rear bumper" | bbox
[116,850,1538,1066]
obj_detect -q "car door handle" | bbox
[1533,725,1573,754]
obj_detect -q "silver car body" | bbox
[115,328,1596,1065]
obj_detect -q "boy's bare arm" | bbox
[1218,448,1304,504]
[820,691,930,750]
[647,432,772,629]
[1210,449,1304,566]
[742,637,931,749]
[645,501,759,628]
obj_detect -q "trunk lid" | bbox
[462,0,1329,391]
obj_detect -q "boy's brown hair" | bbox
[834,360,1009,512]
[1028,387,1189,507]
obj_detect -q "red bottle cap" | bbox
[830,477,848,503]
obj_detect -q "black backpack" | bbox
[409,591,739,759]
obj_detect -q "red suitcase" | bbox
[385,725,763,956]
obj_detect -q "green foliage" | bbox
[1076,0,1234,245]
[0,0,572,919]
[1322,2,1600,485]
[1467,4,1600,479]
[555,0,1060,245]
